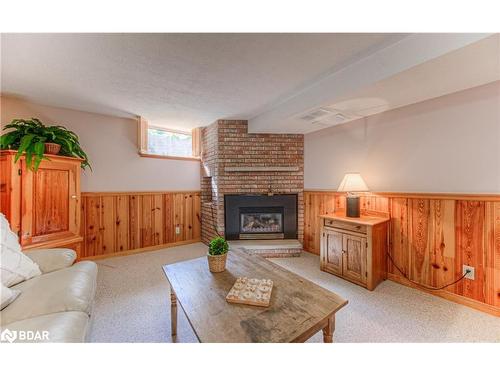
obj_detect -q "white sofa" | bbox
[0,248,97,342]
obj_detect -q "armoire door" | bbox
[342,234,367,285]
[323,229,343,276]
[20,158,80,246]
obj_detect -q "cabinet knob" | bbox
[71,195,77,199]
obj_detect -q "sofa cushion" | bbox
[0,213,21,253]
[0,214,41,287]
[0,261,97,326]
[24,249,77,274]
[1,311,89,343]
[1,283,21,310]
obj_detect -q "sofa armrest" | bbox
[24,248,77,274]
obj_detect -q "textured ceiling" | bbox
[1,33,405,130]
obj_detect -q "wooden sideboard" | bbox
[1,150,83,255]
[320,214,389,290]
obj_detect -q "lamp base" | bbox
[346,196,360,218]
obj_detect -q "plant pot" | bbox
[44,142,61,155]
[207,253,228,273]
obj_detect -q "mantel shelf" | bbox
[224,166,300,172]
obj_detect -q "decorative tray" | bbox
[226,277,274,307]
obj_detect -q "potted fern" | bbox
[207,236,229,273]
[0,118,91,171]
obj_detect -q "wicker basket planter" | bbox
[44,142,61,155]
[207,253,227,273]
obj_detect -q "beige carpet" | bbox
[88,242,500,343]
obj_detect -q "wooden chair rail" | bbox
[82,190,201,196]
[305,189,500,201]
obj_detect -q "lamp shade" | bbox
[337,173,369,192]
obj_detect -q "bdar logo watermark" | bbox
[0,328,17,343]
[1,328,50,343]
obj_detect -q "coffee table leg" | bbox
[170,290,177,337]
[322,315,335,343]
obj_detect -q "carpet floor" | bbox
[88,242,500,343]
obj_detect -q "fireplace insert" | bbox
[224,194,297,240]
[240,207,284,239]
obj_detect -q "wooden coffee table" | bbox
[162,248,348,343]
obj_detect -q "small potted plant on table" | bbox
[207,236,229,273]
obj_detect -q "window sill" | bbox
[138,152,201,162]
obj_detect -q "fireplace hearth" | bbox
[225,194,297,240]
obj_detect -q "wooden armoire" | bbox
[0,150,83,256]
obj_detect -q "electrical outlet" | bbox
[463,265,475,280]
[175,226,180,235]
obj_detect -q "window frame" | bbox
[138,118,201,161]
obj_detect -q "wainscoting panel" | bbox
[388,197,409,277]
[304,191,500,315]
[455,201,485,301]
[303,192,336,255]
[485,202,500,307]
[80,191,201,259]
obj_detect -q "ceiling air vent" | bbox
[298,108,333,122]
[297,107,357,126]
[313,111,359,126]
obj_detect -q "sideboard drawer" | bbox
[324,219,367,234]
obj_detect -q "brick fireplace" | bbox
[200,120,304,245]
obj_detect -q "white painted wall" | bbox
[304,81,500,193]
[1,97,201,192]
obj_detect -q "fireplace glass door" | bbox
[240,211,283,239]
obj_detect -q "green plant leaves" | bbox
[1,117,91,171]
[45,131,56,141]
[15,133,36,162]
[0,131,19,148]
[25,148,33,170]
[33,141,45,170]
[208,236,229,256]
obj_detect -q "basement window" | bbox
[138,117,201,161]
[148,127,192,157]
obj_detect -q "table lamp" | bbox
[337,173,369,218]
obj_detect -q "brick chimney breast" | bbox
[200,120,304,244]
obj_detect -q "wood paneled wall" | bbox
[304,191,500,315]
[80,191,201,259]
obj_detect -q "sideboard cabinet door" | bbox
[321,229,343,276]
[342,234,367,285]
[20,158,80,246]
